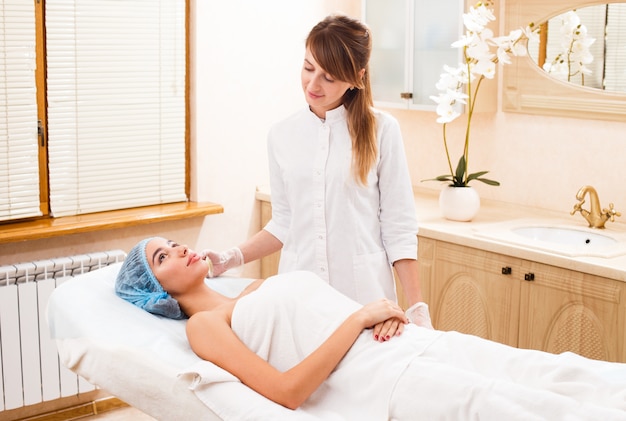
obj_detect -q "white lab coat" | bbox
[264,105,418,304]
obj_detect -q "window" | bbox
[0,1,40,221]
[0,0,188,222]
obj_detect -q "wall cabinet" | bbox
[362,0,462,110]
[420,237,626,362]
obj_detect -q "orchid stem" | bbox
[465,74,484,184]
[442,123,454,177]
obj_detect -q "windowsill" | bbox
[0,201,224,244]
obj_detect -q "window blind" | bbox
[46,0,187,217]
[574,5,607,90]
[0,1,42,222]
[605,3,626,92]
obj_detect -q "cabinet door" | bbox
[410,0,463,106]
[363,0,462,109]
[519,263,626,362]
[364,0,407,106]
[421,239,521,347]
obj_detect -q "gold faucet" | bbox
[570,185,621,229]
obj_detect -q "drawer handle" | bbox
[525,272,535,281]
[501,266,512,275]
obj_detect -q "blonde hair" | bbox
[306,14,377,185]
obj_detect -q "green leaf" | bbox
[422,159,500,187]
[477,177,500,186]
[420,175,454,183]
[454,156,466,184]
[466,171,500,186]
[466,171,489,181]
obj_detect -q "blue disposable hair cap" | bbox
[115,237,186,320]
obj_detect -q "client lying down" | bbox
[115,237,626,420]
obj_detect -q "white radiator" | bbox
[0,250,126,411]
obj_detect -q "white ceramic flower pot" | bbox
[439,186,480,222]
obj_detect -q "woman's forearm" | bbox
[394,258,422,306]
[275,299,406,408]
[189,302,405,410]
[238,229,283,263]
[278,312,365,408]
[188,309,365,410]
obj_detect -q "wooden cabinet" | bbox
[419,238,522,347]
[420,237,626,362]
[518,264,624,362]
[259,200,281,279]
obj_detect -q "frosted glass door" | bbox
[365,1,407,104]
[412,0,461,107]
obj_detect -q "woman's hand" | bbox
[355,299,408,342]
[405,302,434,329]
[373,319,405,342]
[200,247,244,277]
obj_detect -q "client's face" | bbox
[145,238,211,296]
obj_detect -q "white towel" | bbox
[181,271,442,420]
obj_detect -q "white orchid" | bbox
[431,89,467,124]
[427,2,528,187]
[543,10,595,84]
[463,3,495,32]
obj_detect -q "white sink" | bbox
[474,219,626,258]
[511,226,618,247]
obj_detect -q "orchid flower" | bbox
[544,10,595,84]
[427,2,529,187]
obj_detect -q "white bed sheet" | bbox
[47,262,626,420]
[46,263,306,421]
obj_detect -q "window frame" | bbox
[31,0,191,221]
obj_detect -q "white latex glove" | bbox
[201,247,244,277]
[405,302,434,330]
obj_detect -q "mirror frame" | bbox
[504,0,626,122]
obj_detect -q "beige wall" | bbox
[391,108,625,217]
[2,0,624,272]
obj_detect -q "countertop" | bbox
[255,186,626,282]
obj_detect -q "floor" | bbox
[84,407,156,420]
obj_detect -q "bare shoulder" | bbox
[186,303,237,360]
[188,301,234,329]
[186,279,265,360]
[186,297,261,364]
[188,278,264,332]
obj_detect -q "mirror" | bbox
[527,4,626,92]
[503,0,626,122]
